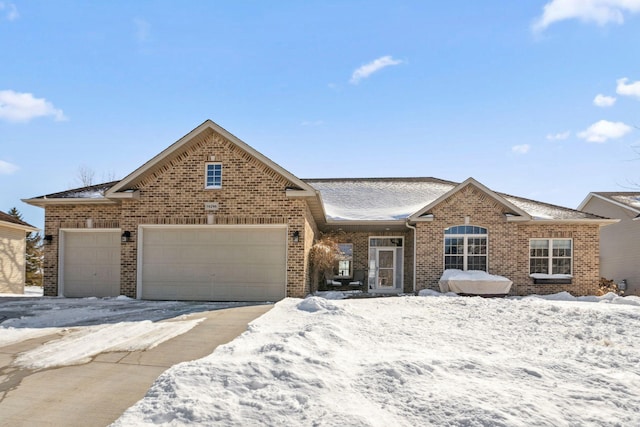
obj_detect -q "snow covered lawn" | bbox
[114,292,640,426]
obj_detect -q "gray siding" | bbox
[582,197,640,295]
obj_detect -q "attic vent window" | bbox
[205,163,222,189]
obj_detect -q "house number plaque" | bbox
[204,202,220,211]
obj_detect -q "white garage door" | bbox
[139,226,287,301]
[61,230,121,297]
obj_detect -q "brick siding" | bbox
[43,129,316,298]
[415,184,600,296]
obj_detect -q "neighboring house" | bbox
[578,192,640,295]
[0,211,38,294]
[23,120,616,301]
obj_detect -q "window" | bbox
[444,225,487,271]
[205,163,222,189]
[335,243,353,277]
[529,239,572,275]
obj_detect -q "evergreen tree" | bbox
[7,207,43,287]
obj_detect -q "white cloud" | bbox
[349,56,403,85]
[533,0,640,32]
[134,18,151,43]
[0,159,19,174]
[616,77,640,98]
[512,144,530,154]
[0,90,66,123]
[0,2,19,21]
[578,119,632,142]
[546,131,571,141]
[593,94,616,107]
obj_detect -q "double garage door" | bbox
[60,226,287,301]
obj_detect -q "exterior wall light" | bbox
[121,231,132,242]
[292,230,300,243]
[43,234,53,245]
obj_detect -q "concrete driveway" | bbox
[0,304,273,427]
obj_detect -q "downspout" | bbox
[405,220,417,294]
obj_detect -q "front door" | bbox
[376,249,396,289]
[368,237,403,293]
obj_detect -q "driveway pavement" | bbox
[0,304,273,427]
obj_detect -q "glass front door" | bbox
[376,249,395,288]
[368,237,403,293]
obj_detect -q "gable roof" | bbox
[578,192,640,219]
[106,120,317,197]
[409,177,531,221]
[0,211,38,232]
[305,177,609,224]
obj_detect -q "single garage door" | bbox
[61,230,121,297]
[140,226,287,301]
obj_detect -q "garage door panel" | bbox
[62,231,121,298]
[141,227,286,301]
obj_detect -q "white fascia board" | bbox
[0,220,39,233]
[576,193,595,211]
[21,198,118,208]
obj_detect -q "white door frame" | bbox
[368,236,404,293]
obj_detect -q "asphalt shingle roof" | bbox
[304,178,603,221]
[0,211,35,228]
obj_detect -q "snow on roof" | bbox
[305,178,600,221]
[31,181,118,200]
[610,193,640,210]
[305,178,456,220]
[501,195,600,220]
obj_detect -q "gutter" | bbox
[405,220,417,294]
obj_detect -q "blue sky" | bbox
[1,1,640,230]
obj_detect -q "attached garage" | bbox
[138,225,287,301]
[59,230,121,297]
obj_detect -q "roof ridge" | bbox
[303,177,458,185]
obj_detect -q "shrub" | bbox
[598,277,623,296]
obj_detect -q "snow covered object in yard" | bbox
[439,269,513,295]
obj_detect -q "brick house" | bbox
[24,120,615,300]
[578,192,640,295]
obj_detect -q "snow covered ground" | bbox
[0,292,260,369]
[3,290,639,425]
[112,292,640,426]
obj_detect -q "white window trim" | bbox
[529,238,573,276]
[204,162,222,189]
[443,226,488,272]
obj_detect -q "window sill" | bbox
[204,186,222,190]
[531,275,573,285]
